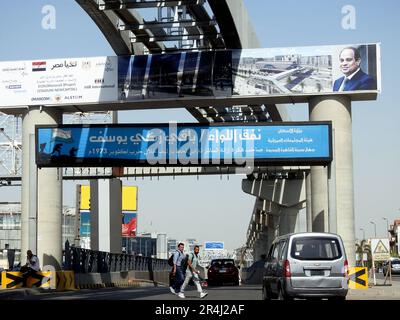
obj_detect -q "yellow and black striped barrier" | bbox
[348,267,368,289]
[1,271,75,291]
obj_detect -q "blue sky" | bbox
[1,0,399,248]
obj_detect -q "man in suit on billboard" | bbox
[333,47,376,92]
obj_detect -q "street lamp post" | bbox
[360,227,365,240]
[370,221,377,238]
[383,217,389,238]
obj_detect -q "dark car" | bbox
[383,259,400,275]
[207,259,239,286]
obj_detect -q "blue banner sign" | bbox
[205,242,225,250]
[35,122,332,167]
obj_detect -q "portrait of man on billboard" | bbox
[333,46,377,92]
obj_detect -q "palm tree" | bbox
[355,239,372,268]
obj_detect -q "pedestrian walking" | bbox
[170,243,185,295]
[178,245,208,299]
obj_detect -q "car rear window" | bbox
[290,237,342,260]
[391,261,400,265]
[211,259,235,267]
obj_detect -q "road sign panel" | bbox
[348,267,368,289]
[371,239,390,261]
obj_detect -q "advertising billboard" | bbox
[0,56,118,107]
[36,122,332,167]
[80,185,91,210]
[118,50,232,101]
[78,185,138,238]
[122,186,138,211]
[122,212,137,237]
[0,43,380,109]
[232,43,380,96]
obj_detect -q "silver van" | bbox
[262,232,348,300]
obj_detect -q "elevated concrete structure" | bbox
[22,107,63,269]
[309,96,355,267]
[90,179,122,253]
[243,172,307,261]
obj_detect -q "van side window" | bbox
[272,243,279,261]
[267,245,274,261]
[279,241,287,261]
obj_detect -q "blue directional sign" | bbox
[35,122,332,167]
[205,242,225,250]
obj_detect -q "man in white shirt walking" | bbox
[178,245,208,299]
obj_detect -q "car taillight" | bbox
[343,259,349,277]
[284,259,291,277]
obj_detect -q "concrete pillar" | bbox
[22,107,63,269]
[305,172,313,232]
[90,179,122,253]
[310,166,329,232]
[266,213,276,251]
[253,232,268,261]
[278,207,298,236]
[309,96,355,267]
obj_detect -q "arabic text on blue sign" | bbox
[205,242,225,250]
[36,122,332,167]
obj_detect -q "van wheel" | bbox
[277,286,284,300]
[262,285,271,300]
[277,286,292,301]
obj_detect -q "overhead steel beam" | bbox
[99,0,206,10]
[114,7,166,52]
[1,166,309,181]
[129,31,222,42]
[1,91,378,115]
[185,3,224,49]
[207,0,241,49]
[118,19,217,30]
[76,0,138,55]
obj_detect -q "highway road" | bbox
[21,284,262,300]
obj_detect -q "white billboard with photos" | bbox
[0,56,117,107]
[0,43,380,110]
[232,43,381,96]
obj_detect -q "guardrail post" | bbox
[64,240,71,270]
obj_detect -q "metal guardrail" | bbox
[63,241,170,274]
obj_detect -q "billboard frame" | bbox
[35,121,333,168]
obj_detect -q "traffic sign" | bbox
[348,267,368,289]
[371,239,390,261]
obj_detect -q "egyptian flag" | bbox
[32,61,46,72]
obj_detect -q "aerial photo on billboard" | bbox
[232,43,380,96]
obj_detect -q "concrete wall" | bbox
[75,270,170,288]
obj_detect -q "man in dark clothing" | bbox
[20,250,40,287]
[170,243,185,294]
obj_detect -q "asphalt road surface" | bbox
[21,284,262,300]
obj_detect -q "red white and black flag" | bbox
[32,61,46,72]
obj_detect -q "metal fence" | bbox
[63,241,170,274]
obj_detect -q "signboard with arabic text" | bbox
[36,122,332,167]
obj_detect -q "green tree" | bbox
[356,240,372,268]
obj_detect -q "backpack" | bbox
[168,254,174,267]
[168,251,189,271]
[181,254,189,273]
